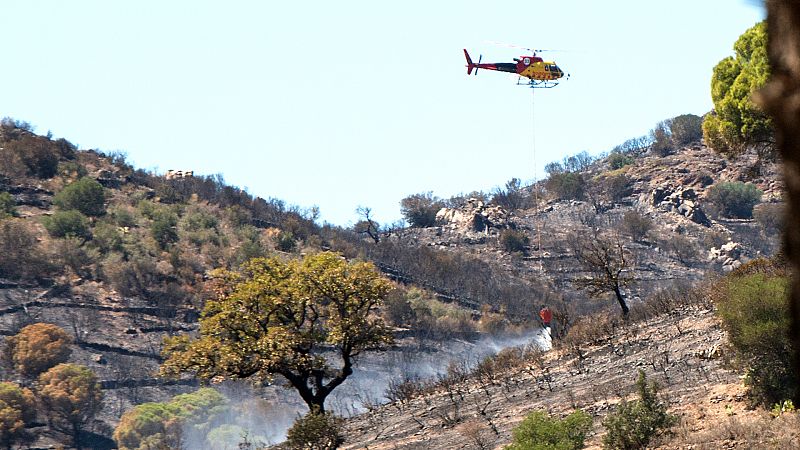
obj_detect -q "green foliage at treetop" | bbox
[505,409,593,450]
[702,21,773,157]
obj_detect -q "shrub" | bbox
[275,230,296,252]
[3,323,73,378]
[42,210,91,239]
[661,234,698,266]
[53,177,106,216]
[714,268,794,405]
[91,221,124,253]
[669,114,703,146]
[706,181,763,219]
[0,382,36,449]
[400,192,442,227]
[607,152,634,170]
[0,219,55,280]
[285,411,343,450]
[753,202,784,235]
[500,229,529,253]
[546,172,586,200]
[505,409,593,450]
[0,192,15,217]
[383,288,415,327]
[151,212,179,250]
[602,370,676,449]
[0,135,59,179]
[620,211,653,243]
[650,121,674,156]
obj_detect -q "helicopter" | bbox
[463,48,568,88]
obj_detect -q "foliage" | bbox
[0,219,55,280]
[42,209,91,240]
[500,228,529,253]
[492,178,528,211]
[4,323,73,378]
[285,411,344,450]
[400,192,442,227]
[0,135,61,179]
[161,252,393,412]
[546,172,586,201]
[602,370,676,449]
[669,114,703,146]
[607,152,634,170]
[53,177,106,216]
[0,192,15,218]
[37,364,103,449]
[151,211,179,250]
[620,211,653,243]
[650,120,674,156]
[753,202,784,235]
[505,409,593,450]
[706,181,763,218]
[275,230,296,252]
[714,268,795,405]
[383,288,416,327]
[113,388,227,450]
[703,21,773,157]
[0,382,36,449]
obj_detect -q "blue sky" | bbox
[1,1,764,225]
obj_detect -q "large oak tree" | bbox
[161,252,393,413]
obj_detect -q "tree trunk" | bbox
[759,0,800,403]
[613,285,630,318]
[73,422,81,450]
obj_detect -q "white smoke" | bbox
[181,327,550,448]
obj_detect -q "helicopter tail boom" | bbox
[464,49,476,75]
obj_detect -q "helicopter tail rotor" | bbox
[464,49,476,75]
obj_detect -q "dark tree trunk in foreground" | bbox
[758,0,800,404]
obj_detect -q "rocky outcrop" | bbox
[435,198,510,233]
[647,185,711,226]
[708,241,744,272]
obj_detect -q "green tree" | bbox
[53,177,106,216]
[3,323,73,378]
[400,192,442,227]
[151,211,179,250]
[546,172,586,200]
[161,252,393,413]
[0,382,36,450]
[703,21,773,158]
[706,181,763,218]
[113,388,227,450]
[42,210,91,240]
[669,114,703,146]
[505,409,593,450]
[602,370,676,449]
[37,364,103,450]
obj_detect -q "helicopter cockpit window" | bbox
[545,65,550,71]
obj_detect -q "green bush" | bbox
[43,210,91,240]
[151,212,178,250]
[500,229,529,253]
[546,172,586,200]
[0,192,15,217]
[53,177,106,216]
[706,181,763,218]
[285,411,343,450]
[669,114,703,146]
[400,192,442,228]
[505,409,593,450]
[275,230,296,252]
[602,370,676,449]
[607,152,634,170]
[714,267,795,405]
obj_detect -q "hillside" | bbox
[0,118,787,448]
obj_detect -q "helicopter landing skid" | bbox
[517,78,560,88]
